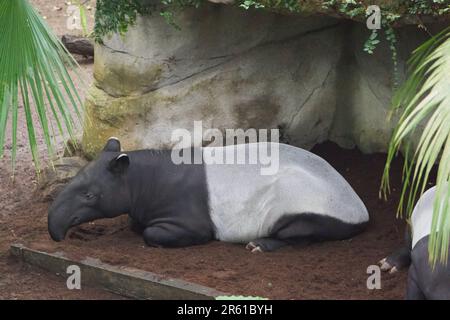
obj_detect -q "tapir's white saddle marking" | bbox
[203,143,369,243]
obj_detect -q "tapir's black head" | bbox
[48,138,131,241]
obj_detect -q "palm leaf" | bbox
[0,0,84,174]
[381,26,450,265]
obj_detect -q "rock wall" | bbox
[82,3,437,157]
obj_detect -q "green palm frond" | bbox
[381,26,450,265]
[0,0,83,173]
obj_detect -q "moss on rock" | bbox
[94,44,165,96]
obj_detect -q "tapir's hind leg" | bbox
[276,213,367,241]
[379,228,412,273]
[405,265,425,300]
[247,213,367,252]
[246,238,289,253]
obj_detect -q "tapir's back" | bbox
[203,143,369,242]
[410,186,449,249]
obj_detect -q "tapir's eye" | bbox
[84,192,95,200]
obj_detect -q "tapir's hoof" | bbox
[379,248,411,274]
[246,242,263,253]
[379,258,390,270]
[379,258,398,274]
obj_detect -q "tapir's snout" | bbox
[47,199,78,242]
[48,209,68,242]
[48,211,83,241]
[48,191,100,242]
[48,224,65,242]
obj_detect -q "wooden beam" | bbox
[10,243,225,300]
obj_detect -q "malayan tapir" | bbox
[380,186,450,299]
[48,137,369,252]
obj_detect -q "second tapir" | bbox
[380,186,450,299]
[48,138,369,252]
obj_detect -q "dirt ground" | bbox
[0,0,120,299]
[0,0,436,300]
[11,142,436,300]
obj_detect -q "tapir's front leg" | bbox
[128,216,145,235]
[143,224,210,248]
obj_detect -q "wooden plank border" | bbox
[10,243,226,300]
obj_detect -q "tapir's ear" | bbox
[108,153,129,174]
[103,137,121,152]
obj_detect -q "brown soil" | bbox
[0,0,120,300]
[0,0,436,300]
